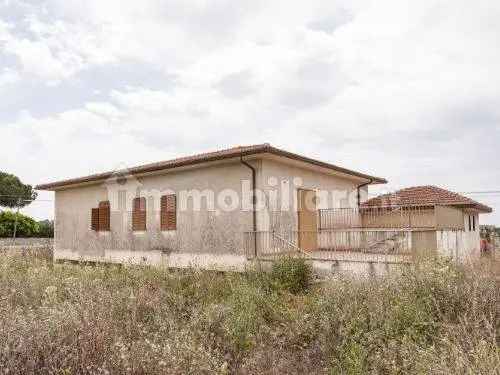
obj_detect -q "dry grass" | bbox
[0,245,53,261]
[0,255,498,374]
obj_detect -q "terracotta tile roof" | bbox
[36,143,387,190]
[362,185,492,213]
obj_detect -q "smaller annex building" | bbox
[361,186,492,260]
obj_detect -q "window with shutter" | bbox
[98,201,110,231]
[132,197,147,231]
[161,194,177,231]
[91,208,99,231]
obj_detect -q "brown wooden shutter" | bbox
[161,194,176,231]
[98,201,110,231]
[91,208,99,231]
[132,197,146,231]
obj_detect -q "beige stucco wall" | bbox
[435,205,464,229]
[418,212,481,261]
[462,212,480,257]
[358,206,473,231]
[54,159,256,262]
[259,157,366,233]
[436,230,480,261]
[361,207,436,229]
[411,230,437,256]
[54,155,372,265]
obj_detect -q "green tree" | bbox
[0,211,40,238]
[0,171,37,208]
[37,219,54,238]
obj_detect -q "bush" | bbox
[223,282,280,353]
[36,219,54,238]
[270,256,312,294]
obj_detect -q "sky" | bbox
[0,0,499,224]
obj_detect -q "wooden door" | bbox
[297,189,318,251]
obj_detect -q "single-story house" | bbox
[36,144,492,274]
[36,144,386,271]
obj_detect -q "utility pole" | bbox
[12,198,21,244]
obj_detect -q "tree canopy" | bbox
[0,211,40,237]
[0,212,53,238]
[37,219,54,238]
[0,171,37,208]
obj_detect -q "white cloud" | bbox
[84,102,123,119]
[0,67,19,86]
[0,0,499,223]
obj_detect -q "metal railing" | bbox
[319,206,436,230]
[243,231,304,259]
[243,229,413,262]
[316,229,411,254]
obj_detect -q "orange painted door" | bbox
[297,189,318,251]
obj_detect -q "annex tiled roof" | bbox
[362,185,492,213]
[36,143,387,190]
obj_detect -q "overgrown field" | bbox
[0,255,498,374]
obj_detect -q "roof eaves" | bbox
[35,145,268,190]
[362,185,493,214]
[266,146,387,184]
[36,144,387,190]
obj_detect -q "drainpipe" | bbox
[240,155,257,258]
[357,178,373,207]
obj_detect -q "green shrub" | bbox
[270,256,312,294]
[224,282,279,352]
[0,210,39,237]
[36,219,54,238]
